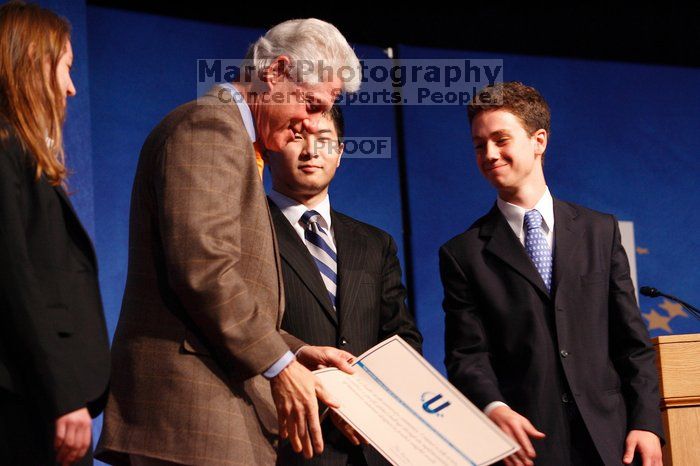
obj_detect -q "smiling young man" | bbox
[440,82,663,466]
[265,107,423,466]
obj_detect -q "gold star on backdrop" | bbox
[636,247,649,255]
[644,309,673,333]
[659,299,687,320]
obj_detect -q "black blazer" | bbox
[440,199,663,466]
[0,122,110,420]
[269,198,422,466]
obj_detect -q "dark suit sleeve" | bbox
[377,234,423,353]
[440,244,504,410]
[0,142,83,418]
[607,216,665,441]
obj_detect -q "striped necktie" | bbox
[524,209,553,292]
[300,210,338,309]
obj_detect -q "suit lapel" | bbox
[268,198,338,325]
[552,199,583,299]
[52,185,98,270]
[264,199,286,327]
[481,205,551,299]
[332,210,366,329]
[331,209,367,325]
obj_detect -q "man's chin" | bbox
[486,172,511,186]
[295,182,327,195]
[487,178,510,190]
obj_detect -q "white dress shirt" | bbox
[496,186,555,249]
[484,186,555,416]
[268,189,336,247]
[219,82,256,142]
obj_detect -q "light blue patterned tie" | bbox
[300,210,338,309]
[524,209,552,292]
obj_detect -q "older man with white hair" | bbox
[96,19,362,466]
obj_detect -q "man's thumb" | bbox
[622,438,636,464]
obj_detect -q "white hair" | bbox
[245,18,361,93]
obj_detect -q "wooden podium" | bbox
[653,334,700,465]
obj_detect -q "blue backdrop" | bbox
[32,3,700,461]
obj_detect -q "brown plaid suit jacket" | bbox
[96,87,304,465]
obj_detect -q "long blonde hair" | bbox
[0,0,72,185]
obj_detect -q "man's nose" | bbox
[302,117,320,134]
[300,137,320,159]
[300,138,310,156]
[484,143,499,161]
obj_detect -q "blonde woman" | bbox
[0,2,109,465]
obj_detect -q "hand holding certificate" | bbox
[314,336,519,466]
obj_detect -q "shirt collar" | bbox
[219,83,256,142]
[269,189,332,230]
[496,186,554,237]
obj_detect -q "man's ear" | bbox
[336,143,344,168]
[261,55,292,88]
[532,129,548,157]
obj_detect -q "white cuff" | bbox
[484,401,509,416]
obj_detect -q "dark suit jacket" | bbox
[270,199,422,466]
[0,122,110,419]
[96,87,304,466]
[440,199,663,466]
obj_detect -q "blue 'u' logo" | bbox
[421,393,451,414]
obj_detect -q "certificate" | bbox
[314,336,518,466]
